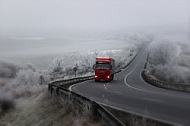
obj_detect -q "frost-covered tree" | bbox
[1,63,50,99]
[0,60,20,78]
[150,65,190,83]
[148,40,178,66]
[52,58,63,73]
[14,69,40,86]
[24,63,37,72]
[48,57,64,79]
[147,38,190,84]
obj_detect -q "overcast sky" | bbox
[0,0,190,33]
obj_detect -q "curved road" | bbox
[71,44,190,126]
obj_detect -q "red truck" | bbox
[94,57,115,82]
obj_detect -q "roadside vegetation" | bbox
[0,34,144,125]
[147,38,190,84]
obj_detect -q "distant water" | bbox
[0,36,129,70]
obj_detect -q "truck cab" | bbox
[94,57,115,82]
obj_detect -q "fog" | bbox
[0,0,190,37]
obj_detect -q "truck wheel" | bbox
[111,75,114,80]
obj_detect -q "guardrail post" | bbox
[91,101,98,116]
[48,83,51,91]
[56,87,59,96]
[48,84,53,96]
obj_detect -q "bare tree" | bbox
[49,58,63,76]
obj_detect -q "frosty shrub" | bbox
[148,41,190,84]
[24,63,37,72]
[65,66,75,76]
[51,58,63,73]
[177,55,190,68]
[4,69,36,98]
[14,69,40,86]
[177,44,190,68]
[150,65,190,83]
[49,57,65,79]
[148,40,178,66]
[1,63,50,98]
[0,60,20,78]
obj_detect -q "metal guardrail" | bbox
[142,70,190,93]
[48,78,125,126]
[50,75,94,86]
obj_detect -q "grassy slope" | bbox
[0,86,103,126]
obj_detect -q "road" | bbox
[71,44,190,126]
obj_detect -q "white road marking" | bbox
[104,85,107,89]
[69,80,92,91]
[114,91,121,94]
[143,98,164,103]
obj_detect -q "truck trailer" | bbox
[94,57,115,82]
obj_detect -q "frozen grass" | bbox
[0,89,103,126]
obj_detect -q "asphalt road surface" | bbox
[71,44,190,126]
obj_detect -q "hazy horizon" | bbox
[1,0,190,38]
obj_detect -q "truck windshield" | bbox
[96,63,110,69]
